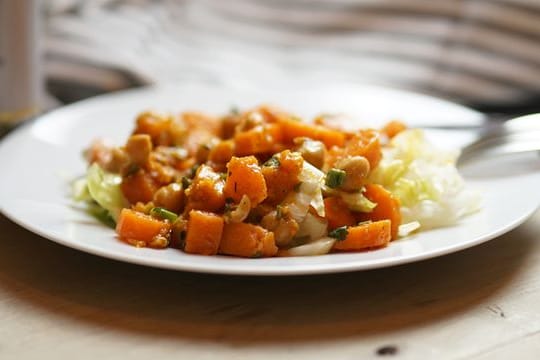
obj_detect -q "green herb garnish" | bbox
[325,168,346,188]
[150,207,178,222]
[328,226,349,241]
[181,177,192,189]
[263,156,280,168]
[276,205,284,219]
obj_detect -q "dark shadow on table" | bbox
[0,212,536,346]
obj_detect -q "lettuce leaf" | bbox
[85,163,127,221]
[370,129,480,229]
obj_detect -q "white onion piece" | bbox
[298,162,326,217]
[296,212,328,241]
[279,237,336,257]
[398,221,421,237]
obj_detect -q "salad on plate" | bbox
[73,105,479,258]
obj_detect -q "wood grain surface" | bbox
[1,210,539,360]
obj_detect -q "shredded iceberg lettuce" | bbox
[81,163,127,222]
[370,129,480,229]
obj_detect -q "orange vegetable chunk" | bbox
[208,140,235,164]
[219,222,277,257]
[234,124,283,156]
[133,112,172,146]
[346,129,382,169]
[262,150,303,205]
[121,170,159,204]
[184,210,224,255]
[323,197,357,230]
[381,120,407,139]
[116,208,171,245]
[333,220,391,251]
[278,117,345,148]
[186,164,226,212]
[358,184,401,240]
[224,156,267,206]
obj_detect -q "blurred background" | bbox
[2,0,540,129]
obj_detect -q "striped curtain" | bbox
[45,0,540,112]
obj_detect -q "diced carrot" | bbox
[121,170,159,204]
[219,222,277,257]
[184,210,224,255]
[357,184,401,240]
[224,156,267,206]
[381,120,407,139]
[333,220,391,251]
[116,208,171,246]
[234,124,283,156]
[262,150,304,205]
[278,117,346,148]
[346,130,382,169]
[323,197,357,230]
[185,165,226,212]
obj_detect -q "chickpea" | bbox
[334,155,370,191]
[294,137,327,169]
[125,134,152,166]
[261,207,299,246]
[195,138,219,164]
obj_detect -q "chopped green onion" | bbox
[263,156,280,168]
[150,207,178,222]
[325,168,346,188]
[181,177,192,189]
[276,205,284,219]
[328,226,349,241]
[190,164,200,177]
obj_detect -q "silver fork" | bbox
[456,114,540,165]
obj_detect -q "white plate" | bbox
[1,83,539,275]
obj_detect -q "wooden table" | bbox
[1,209,540,360]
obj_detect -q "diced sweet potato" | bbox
[323,197,357,230]
[116,208,171,247]
[278,117,345,148]
[262,150,304,205]
[133,111,172,146]
[234,124,283,156]
[345,130,382,169]
[184,210,224,255]
[357,184,401,240]
[224,156,267,206]
[219,222,277,257]
[185,165,226,212]
[121,170,159,204]
[333,220,391,251]
[381,120,407,139]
